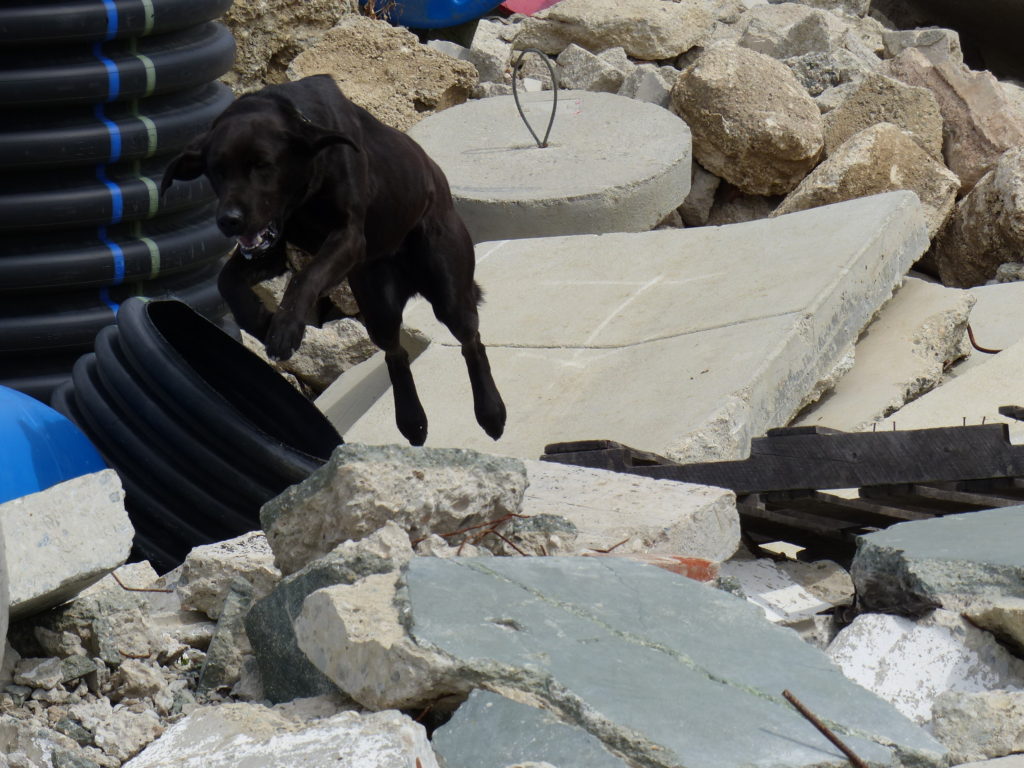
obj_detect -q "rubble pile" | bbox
[4,1,1024,767]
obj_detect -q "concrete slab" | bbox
[521,459,740,562]
[338,192,931,461]
[793,277,973,431]
[1,470,133,621]
[852,505,1024,614]
[433,689,630,768]
[407,90,692,242]
[718,558,833,624]
[826,609,1024,724]
[950,281,1024,378]
[878,337,1024,443]
[401,557,945,767]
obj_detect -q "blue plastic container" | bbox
[370,0,501,29]
[0,385,106,505]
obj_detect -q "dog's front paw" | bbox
[265,315,306,361]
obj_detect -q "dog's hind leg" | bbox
[348,266,428,446]
[417,217,506,441]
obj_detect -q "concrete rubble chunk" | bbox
[883,48,1024,193]
[286,16,477,132]
[823,72,943,158]
[556,44,626,92]
[198,579,254,693]
[717,558,833,624]
[784,49,876,97]
[300,556,945,766]
[881,27,963,67]
[773,122,959,237]
[617,63,671,107]
[794,277,973,431]
[245,522,413,703]
[512,0,714,60]
[123,704,438,768]
[736,3,864,61]
[952,281,1024,378]
[965,598,1024,657]
[851,506,1024,615]
[433,690,630,768]
[406,89,693,242]
[2,470,133,622]
[261,444,527,576]
[0,714,88,768]
[931,690,1024,763]
[177,532,280,621]
[343,192,931,463]
[522,460,740,562]
[827,609,1024,724]
[672,43,824,196]
[934,146,1024,288]
[678,161,721,226]
[13,657,63,689]
[274,318,378,395]
[221,0,355,92]
[93,708,164,762]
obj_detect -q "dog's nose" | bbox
[217,208,245,236]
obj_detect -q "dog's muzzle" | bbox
[237,223,280,259]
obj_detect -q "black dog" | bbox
[161,75,505,446]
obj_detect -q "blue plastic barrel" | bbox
[370,0,502,29]
[0,384,106,505]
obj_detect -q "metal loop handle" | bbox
[511,48,558,148]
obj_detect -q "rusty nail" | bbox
[782,690,868,768]
[113,571,173,594]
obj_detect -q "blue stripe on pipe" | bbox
[93,104,122,163]
[96,166,124,224]
[99,287,121,315]
[97,227,126,285]
[91,42,120,102]
[101,0,118,40]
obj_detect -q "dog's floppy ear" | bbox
[160,134,208,195]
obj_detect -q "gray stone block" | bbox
[433,690,629,768]
[852,506,1024,615]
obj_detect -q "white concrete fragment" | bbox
[522,460,739,562]
[343,192,931,462]
[294,573,462,710]
[965,598,1024,655]
[124,703,439,768]
[1,470,133,621]
[617,64,671,107]
[177,532,281,620]
[931,690,1024,763]
[794,277,974,431]
[827,610,1024,723]
[951,281,1024,378]
[718,558,832,623]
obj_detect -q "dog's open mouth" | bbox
[237,223,280,258]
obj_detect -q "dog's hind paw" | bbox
[477,400,506,441]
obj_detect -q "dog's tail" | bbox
[472,281,485,307]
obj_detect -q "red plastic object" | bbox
[500,0,562,15]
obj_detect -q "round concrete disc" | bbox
[409,90,692,243]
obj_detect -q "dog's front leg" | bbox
[265,228,364,361]
[219,245,288,341]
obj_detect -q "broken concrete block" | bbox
[931,690,1024,763]
[2,470,133,622]
[261,444,527,575]
[617,63,671,106]
[512,0,714,60]
[883,48,1024,193]
[774,122,959,237]
[177,532,281,621]
[827,610,1024,723]
[852,506,1024,615]
[965,598,1024,657]
[556,44,625,92]
[784,49,875,97]
[736,3,850,60]
[274,318,378,395]
[245,523,412,703]
[793,277,973,431]
[881,27,963,67]
[672,43,824,196]
[777,559,854,606]
[0,714,90,768]
[823,72,944,158]
[93,707,164,762]
[13,656,63,689]
[934,146,1024,288]
[951,282,1024,378]
[300,556,946,766]
[198,579,254,693]
[522,460,740,561]
[345,192,931,463]
[433,689,630,768]
[718,558,833,623]
[678,161,721,226]
[123,704,438,768]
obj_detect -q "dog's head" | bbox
[161,97,360,257]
